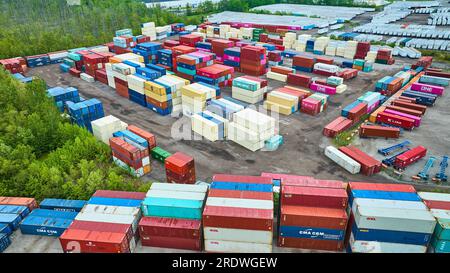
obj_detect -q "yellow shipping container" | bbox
[144,81,167,96]
[145,89,170,102]
[263,100,292,116]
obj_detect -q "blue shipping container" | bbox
[279,226,345,241]
[0,233,11,253]
[0,223,13,236]
[28,209,78,219]
[0,214,22,230]
[349,190,421,206]
[210,182,273,193]
[0,205,30,219]
[352,222,431,245]
[39,199,87,212]
[19,216,73,237]
[88,197,142,208]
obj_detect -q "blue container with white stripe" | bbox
[0,205,30,219]
[280,226,345,241]
[141,197,203,219]
[0,233,11,253]
[88,197,142,208]
[39,199,86,212]
[113,130,148,148]
[136,67,161,80]
[0,213,22,230]
[19,216,74,237]
[210,182,273,192]
[352,222,431,245]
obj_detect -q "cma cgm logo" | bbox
[298,229,325,238]
[37,228,57,234]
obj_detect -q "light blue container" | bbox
[88,197,142,208]
[141,197,203,219]
[39,199,87,212]
[210,182,273,192]
[431,237,450,253]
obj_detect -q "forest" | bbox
[0,69,150,200]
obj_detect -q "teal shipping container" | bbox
[433,218,450,241]
[431,237,450,253]
[141,197,203,219]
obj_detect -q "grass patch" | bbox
[333,114,369,147]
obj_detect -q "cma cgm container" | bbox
[39,199,87,212]
[19,210,77,236]
[280,206,347,230]
[394,146,427,170]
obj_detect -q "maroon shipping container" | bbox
[398,96,417,103]
[212,174,272,184]
[425,70,450,79]
[202,206,273,231]
[385,105,423,117]
[165,152,195,174]
[68,220,134,246]
[315,56,333,65]
[394,145,427,170]
[359,124,400,139]
[376,111,415,130]
[141,235,202,251]
[293,56,315,68]
[240,76,268,88]
[281,186,348,209]
[271,66,293,75]
[287,73,311,88]
[422,200,450,210]
[278,236,344,251]
[323,116,353,138]
[347,103,368,121]
[207,189,273,201]
[93,190,146,200]
[59,229,130,253]
[139,217,201,239]
[339,146,382,176]
[280,205,348,230]
[391,100,426,114]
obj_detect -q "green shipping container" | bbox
[151,147,172,163]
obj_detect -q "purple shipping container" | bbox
[384,109,421,127]
[410,83,444,96]
[310,83,336,95]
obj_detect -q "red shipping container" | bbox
[179,34,203,47]
[425,70,450,79]
[359,124,400,139]
[323,117,353,138]
[398,96,417,103]
[207,189,273,201]
[139,217,201,239]
[315,56,333,65]
[68,220,134,246]
[278,236,344,251]
[348,103,368,121]
[202,206,273,231]
[391,100,426,114]
[293,56,315,68]
[69,68,81,77]
[166,168,196,184]
[165,152,195,174]
[127,125,156,150]
[280,205,348,230]
[141,235,201,251]
[262,174,345,189]
[59,229,130,253]
[287,73,312,88]
[271,66,293,75]
[164,40,180,48]
[385,105,422,117]
[376,111,415,130]
[212,174,272,184]
[92,190,146,200]
[0,197,38,210]
[394,145,427,170]
[281,186,348,209]
[338,146,381,176]
[422,200,450,210]
[348,182,416,193]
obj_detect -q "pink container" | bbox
[310,83,336,95]
[367,101,380,113]
[411,83,444,96]
[384,109,421,127]
[224,55,240,62]
[301,98,320,110]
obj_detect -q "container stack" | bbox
[60,190,145,253]
[66,98,104,133]
[194,64,234,88]
[47,86,80,112]
[109,131,151,178]
[191,110,229,142]
[418,192,450,253]
[301,93,329,116]
[195,41,212,53]
[181,83,218,116]
[145,74,189,115]
[176,51,216,81]
[344,41,358,59]
[132,42,161,64]
[264,88,299,116]
[313,37,330,55]
[228,108,276,152]
[232,76,268,104]
[279,177,348,251]
[211,39,234,62]
[293,56,315,73]
[20,209,78,237]
[165,152,196,184]
[179,34,204,47]
[347,182,436,253]
[287,73,312,88]
[141,22,157,41]
[171,45,197,72]
[223,47,241,71]
[376,49,394,65]
[203,174,274,253]
[139,183,207,251]
[357,91,382,113]
[157,49,174,70]
[375,76,404,96]
[240,46,267,76]
[206,98,245,120]
[355,42,370,60]
[365,51,378,62]
[0,57,27,74]
[313,63,339,77]
[267,66,294,83]
[323,116,353,138]
[282,32,297,49]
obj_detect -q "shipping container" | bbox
[59,229,130,253]
[204,226,272,244]
[359,124,400,139]
[141,197,203,220]
[203,206,273,231]
[280,206,347,230]
[281,186,348,209]
[139,217,201,239]
[278,236,343,251]
[205,239,272,253]
[141,235,201,251]
[207,189,273,201]
[349,234,427,253]
[87,197,142,208]
[39,199,86,212]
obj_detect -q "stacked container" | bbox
[287,73,311,88]
[206,98,245,120]
[293,56,315,73]
[191,110,228,142]
[132,42,161,65]
[300,93,329,116]
[203,174,274,253]
[267,66,294,82]
[59,190,145,253]
[195,64,234,87]
[264,88,299,116]
[141,22,157,41]
[179,34,203,47]
[211,39,234,62]
[223,47,241,71]
[346,182,435,253]
[418,192,450,253]
[91,115,128,145]
[323,117,353,138]
[181,83,218,117]
[176,52,216,81]
[228,108,276,152]
[232,76,268,104]
[140,183,207,251]
[165,152,196,184]
[376,49,395,65]
[47,86,80,112]
[66,99,104,133]
[20,209,78,237]
[240,46,267,76]
[148,74,189,115]
[279,177,348,251]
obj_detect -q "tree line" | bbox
[0,69,150,201]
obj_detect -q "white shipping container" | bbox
[205,240,272,253]
[91,115,128,145]
[206,197,273,210]
[325,146,361,174]
[146,189,206,201]
[430,209,450,220]
[349,234,427,253]
[204,227,273,244]
[75,212,138,233]
[150,182,208,193]
[418,192,450,202]
[354,206,436,234]
[352,198,428,213]
[266,71,288,82]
